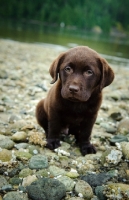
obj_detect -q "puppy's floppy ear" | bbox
[49,52,65,84]
[99,57,114,91]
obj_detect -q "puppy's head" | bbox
[49,46,114,102]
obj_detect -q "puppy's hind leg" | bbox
[36,99,48,135]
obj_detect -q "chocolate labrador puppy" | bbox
[36,46,114,155]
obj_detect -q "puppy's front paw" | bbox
[80,143,96,156]
[46,138,61,150]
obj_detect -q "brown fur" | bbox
[36,46,114,155]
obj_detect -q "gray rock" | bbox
[100,122,116,133]
[109,112,123,121]
[29,154,48,169]
[95,186,106,200]
[110,135,128,144]
[2,184,13,191]
[48,165,66,177]
[57,176,75,191]
[18,185,27,193]
[14,143,28,150]
[3,191,28,200]
[28,144,40,155]
[0,176,8,187]
[105,126,117,133]
[0,138,15,149]
[81,172,112,187]
[8,168,19,177]
[106,170,118,178]
[26,178,66,200]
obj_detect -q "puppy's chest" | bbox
[61,104,92,124]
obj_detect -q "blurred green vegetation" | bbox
[0,0,129,33]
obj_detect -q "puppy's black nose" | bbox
[69,85,79,93]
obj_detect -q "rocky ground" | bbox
[0,39,129,200]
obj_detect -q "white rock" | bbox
[106,149,122,165]
[22,175,37,187]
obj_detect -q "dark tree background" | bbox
[0,0,129,33]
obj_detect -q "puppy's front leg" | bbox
[46,119,62,150]
[77,117,97,156]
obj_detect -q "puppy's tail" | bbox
[36,99,48,133]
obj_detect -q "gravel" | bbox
[0,39,129,199]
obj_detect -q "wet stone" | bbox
[27,145,40,155]
[9,177,22,185]
[104,183,129,199]
[81,172,112,187]
[100,149,122,166]
[35,169,49,178]
[100,122,116,133]
[1,39,129,200]
[12,131,27,142]
[0,149,12,162]
[14,143,28,150]
[26,178,66,200]
[57,176,75,191]
[109,112,123,121]
[48,165,66,177]
[8,168,19,177]
[0,137,15,150]
[19,168,33,178]
[1,184,13,192]
[75,180,93,199]
[22,175,37,187]
[0,176,8,188]
[110,134,128,144]
[3,191,28,200]
[29,154,48,169]
[95,186,106,200]
[14,150,32,161]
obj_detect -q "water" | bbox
[0,19,129,66]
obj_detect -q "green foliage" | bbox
[0,0,128,32]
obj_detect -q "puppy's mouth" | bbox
[68,97,81,102]
[61,89,90,102]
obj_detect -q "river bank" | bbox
[0,39,129,200]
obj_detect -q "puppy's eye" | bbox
[85,70,93,76]
[64,66,72,73]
